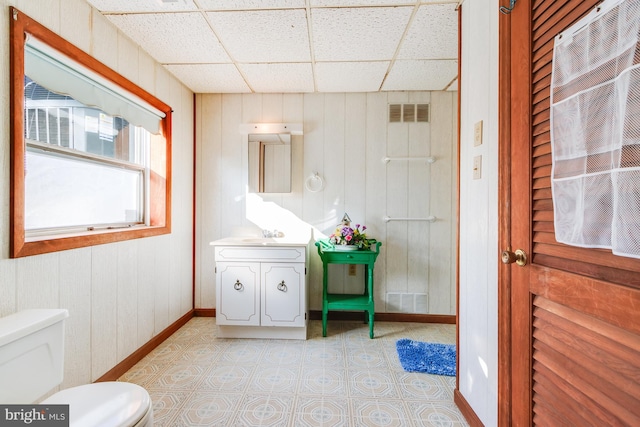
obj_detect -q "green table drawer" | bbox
[319,250,377,264]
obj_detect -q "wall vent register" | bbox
[389,104,429,123]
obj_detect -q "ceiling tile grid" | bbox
[238,63,315,93]
[87,0,199,12]
[397,4,458,59]
[382,59,458,91]
[310,7,413,62]
[205,9,311,63]
[164,64,251,93]
[107,13,231,63]
[86,0,459,93]
[315,61,390,92]
[198,0,307,10]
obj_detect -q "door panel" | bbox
[503,0,640,424]
[530,266,640,425]
[261,263,305,327]
[216,262,260,325]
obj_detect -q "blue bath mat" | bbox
[396,339,456,376]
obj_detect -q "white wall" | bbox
[195,92,457,316]
[459,0,500,425]
[0,0,194,388]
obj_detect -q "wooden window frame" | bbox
[9,7,172,258]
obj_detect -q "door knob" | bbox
[501,248,527,266]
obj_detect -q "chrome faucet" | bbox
[262,229,283,238]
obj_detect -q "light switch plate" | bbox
[474,120,483,146]
[473,155,482,180]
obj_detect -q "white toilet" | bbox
[0,309,153,426]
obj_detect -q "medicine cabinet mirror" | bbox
[244,123,302,194]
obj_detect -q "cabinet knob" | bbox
[233,280,244,291]
[277,280,287,292]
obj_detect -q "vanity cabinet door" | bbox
[216,262,260,326]
[261,263,305,327]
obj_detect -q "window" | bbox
[10,7,172,257]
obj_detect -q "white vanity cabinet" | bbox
[213,241,308,339]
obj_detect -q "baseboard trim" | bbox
[454,389,484,427]
[95,310,195,382]
[308,310,456,324]
[194,308,216,317]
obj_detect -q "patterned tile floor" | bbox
[119,317,469,427]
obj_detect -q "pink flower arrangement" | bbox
[330,223,370,249]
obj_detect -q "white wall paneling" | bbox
[196,91,457,316]
[458,0,500,424]
[194,94,221,309]
[364,93,389,311]
[116,241,139,364]
[302,94,327,310]
[91,245,118,381]
[59,249,92,389]
[0,0,195,386]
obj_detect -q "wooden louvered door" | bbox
[502,0,640,425]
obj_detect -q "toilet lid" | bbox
[41,382,150,427]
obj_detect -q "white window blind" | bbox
[550,0,640,258]
[25,36,165,134]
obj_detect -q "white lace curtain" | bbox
[550,0,640,259]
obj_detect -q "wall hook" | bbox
[499,0,517,14]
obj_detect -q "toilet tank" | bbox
[0,309,69,404]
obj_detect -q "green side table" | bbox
[315,239,382,339]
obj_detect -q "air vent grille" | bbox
[416,104,430,122]
[389,104,402,122]
[403,104,415,122]
[389,104,430,123]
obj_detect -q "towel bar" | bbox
[383,216,436,223]
[382,156,436,164]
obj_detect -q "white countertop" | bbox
[210,236,310,247]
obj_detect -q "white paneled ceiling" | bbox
[86,0,459,93]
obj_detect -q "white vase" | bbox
[334,245,359,251]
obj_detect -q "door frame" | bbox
[498,0,534,425]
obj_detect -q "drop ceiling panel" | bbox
[87,0,197,12]
[239,63,314,92]
[315,62,389,92]
[311,0,423,5]
[85,0,459,93]
[397,4,458,60]
[383,60,458,91]
[107,13,230,63]
[197,0,306,9]
[164,64,250,93]
[206,10,310,62]
[311,7,413,61]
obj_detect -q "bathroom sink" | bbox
[241,238,276,245]
[210,236,309,247]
